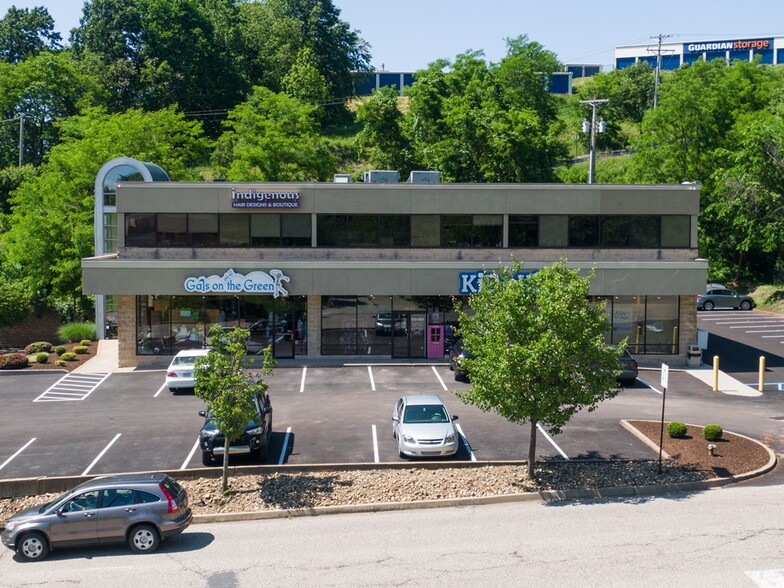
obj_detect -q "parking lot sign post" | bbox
[658,364,669,475]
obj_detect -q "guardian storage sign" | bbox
[683,37,771,54]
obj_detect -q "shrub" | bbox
[702,424,723,441]
[55,345,66,356]
[35,352,49,364]
[73,345,89,355]
[667,421,688,438]
[61,352,78,361]
[0,352,29,369]
[24,341,53,353]
[58,322,97,343]
[80,339,92,346]
[54,359,66,367]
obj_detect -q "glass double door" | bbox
[392,312,426,358]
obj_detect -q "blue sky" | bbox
[3,0,783,71]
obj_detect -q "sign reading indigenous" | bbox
[231,188,301,208]
[184,269,290,297]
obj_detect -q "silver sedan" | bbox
[392,394,459,458]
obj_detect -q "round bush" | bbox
[73,345,89,355]
[54,359,66,367]
[0,353,30,369]
[702,424,723,441]
[55,345,66,356]
[24,341,53,354]
[80,339,92,346]
[61,352,78,362]
[35,352,49,364]
[667,421,688,439]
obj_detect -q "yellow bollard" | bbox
[713,355,719,392]
[759,356,766,392]
[636,325,641,350]
[671,326,678,354]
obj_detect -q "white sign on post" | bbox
[661,363,669,389]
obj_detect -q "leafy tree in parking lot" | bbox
[194,325,275,493]
[455,261,623,474]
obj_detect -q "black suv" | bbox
[198,393,273,466]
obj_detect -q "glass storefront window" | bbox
[661,216,690,247]
[281,215,311,246]
[321,295,358,354]
[611,295,646,353]
[220,214,249,246]
[600,216,630,247]
[378,215,409,247]
[126,214,156,247]
[189,214,219,247]
[316,215,348,246]
[509,215,539,247]
[630,216,660,247]
[411,215,439,247]
[157,214,188,246]
[473,215,503,247]
[103,212,118,253]
[251,214,282,246]
[645,296,679,354]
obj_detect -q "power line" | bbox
[648,34,673,109]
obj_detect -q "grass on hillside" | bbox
[749,285,784,315]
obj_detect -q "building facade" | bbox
[615,35,784,70]
[82,160,707,368]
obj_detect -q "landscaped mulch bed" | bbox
[0,341,98,373]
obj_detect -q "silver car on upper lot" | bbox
[1,473,192,561]
[697,285,755,311]
[391,394,459,458]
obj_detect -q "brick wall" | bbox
[0,310,61,349]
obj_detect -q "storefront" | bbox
[82,159,707,368]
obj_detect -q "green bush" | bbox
[24,341,53,353]
[0,353,30,369]
[58,322,97,343]
[702,424,723,441]
[55,345,66,355]
[73,345,88,354]
[80,339,92,346]
[667,421,688,438]
[54,359,66,367]
[61,352,78,361]
[35,352,49,364]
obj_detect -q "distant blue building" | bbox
[615,35,783,71]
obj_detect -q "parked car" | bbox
[375,311,405,335]
[448,340,472,381]
[697,286,755,311]
[617,348,639,386]
[1,473,191,562]
[391,394,459,458]
[198,392,273,466]
[165,348,210,392]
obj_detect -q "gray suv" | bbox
[1,473,191,561]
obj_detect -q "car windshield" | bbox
[403,404,449,424]
[172,355,199,366]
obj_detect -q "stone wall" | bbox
[0,310,61,349]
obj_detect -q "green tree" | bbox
[212,86,333,181]
[0,275,30,328]
[1,106,209,317]
[456,261,623,474]
[355,85,411,173]
[194,325,275,492]
[0,6,61,64]
[281,46,329,119]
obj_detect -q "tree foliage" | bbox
[456,261,623,473]
[1,106,209,316]
[355,85,411,173]
[0,6,61,64]
[212,86,333,181]
[194,325,274,492]
[0,275,30,328]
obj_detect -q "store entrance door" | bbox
[392,312,426,358]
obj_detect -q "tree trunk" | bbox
[528,419,538,478]
[221,438,230,493]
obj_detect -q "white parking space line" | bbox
[278,426,292,465]
[431,366,448,390]
[455,423,476,461]
[746,329,784,333]
[536,423,569,459]
[371,424,379,463]
[154,382,167,397]
[82,433,122,476]
[181,438,201,470]
[762,334,784,338]
[640,381,663,395]
[299,367,307,393]
[0,438,36,471]
[367,366,376,391]
[34,372,110,402]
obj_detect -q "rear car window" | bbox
[160,476,184,498]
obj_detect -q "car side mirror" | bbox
[391,416,399,423]
[198,410,206,418]
[452,415,458,421]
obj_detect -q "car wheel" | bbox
[740,300,753,311]
[703,300,715,311]
[17,531,49,561]
[128,524,160,554]
[201,451,214,466]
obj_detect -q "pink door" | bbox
[427,325,444,359]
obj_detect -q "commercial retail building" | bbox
[82,158,707,368]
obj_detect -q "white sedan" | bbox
[165,349,209,392]
[392,394,459,458]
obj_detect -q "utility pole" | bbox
[649,34,673,109]
[580,99,608,185]
[18,113,24,167]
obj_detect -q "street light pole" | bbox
[580,99,608,184]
